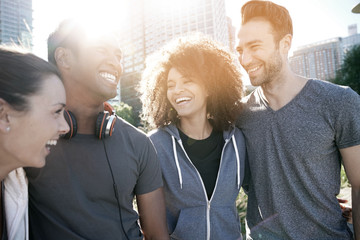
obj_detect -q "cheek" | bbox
[166,90,172,102]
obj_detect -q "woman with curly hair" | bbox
[139,34,247,240]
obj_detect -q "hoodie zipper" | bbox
[177,138,230,240]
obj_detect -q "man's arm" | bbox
[137,187,169,240]
[341,145,360,240]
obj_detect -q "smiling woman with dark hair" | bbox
[0,46,69,240]
[140,34,247,240]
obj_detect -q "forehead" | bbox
[167,67,183,80]
[27,74,65,109]
[84,34,122,52]
[237,19,275,45]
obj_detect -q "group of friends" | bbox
[0,1,359,240]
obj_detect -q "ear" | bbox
[0,98,11,133]
[54,47,72,70]
[279,34,292,55]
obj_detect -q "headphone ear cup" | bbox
[63,110,77,139]
[95,111,109,140]
[106,115,117,137]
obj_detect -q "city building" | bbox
[0,0,32,48]
[290,24,360,80]
[116,0,231,119]
[227,16,236,53]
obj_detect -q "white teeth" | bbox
[175,97,191,104]
[46,140,57,146]
[248,66,261,73]
[99,72,117,83]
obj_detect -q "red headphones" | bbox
[62,102,117,140]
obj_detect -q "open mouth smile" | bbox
[99,71,118,84]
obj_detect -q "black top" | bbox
[179,129,224,199]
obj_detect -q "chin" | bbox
[30,158,46,168]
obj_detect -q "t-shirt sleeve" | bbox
[134,137,163,195]
[334,87,360,149]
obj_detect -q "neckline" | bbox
[258,79,313,113]
[178,127,216,142]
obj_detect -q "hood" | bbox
[161,124,241,190]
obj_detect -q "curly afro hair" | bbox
[139,33,245,131]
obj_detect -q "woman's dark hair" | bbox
[241,0,293,43]
[139,34,244,131]
[0,45,61,111]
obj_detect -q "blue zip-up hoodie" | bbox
[149,124,246,240]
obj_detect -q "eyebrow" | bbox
[52,103,66,107]
[237,39,263,50]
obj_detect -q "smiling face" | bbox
[71,35,123,102]
[236,19,284,86]
[167,68,208,121]
[4,74,69,168]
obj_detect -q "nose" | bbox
[108,54,123,77]
[59,113,70,135]
[239,50,252,68]
[173,83,184,94]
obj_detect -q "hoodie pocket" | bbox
[210,206,242,240]
[170,206,207,240]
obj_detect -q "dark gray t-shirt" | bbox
[237,79,360,240]
[26,117,163,240]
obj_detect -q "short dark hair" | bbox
[47,19,85,65]
[241,0,293,43]
[0,45,61,111]
[140,34,244,131]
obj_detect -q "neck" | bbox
[178,115,213,140]
[260,67,308,111]
[63,76,106,135]
[66,98,104,135]
[0,152,18,182]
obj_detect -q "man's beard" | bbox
[249,49,283,86]
[263,49,283,84]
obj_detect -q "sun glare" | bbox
[33,0,128,58]
[71,1,128,41]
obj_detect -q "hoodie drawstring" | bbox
[172,136,183,189]
[231,135,241,189]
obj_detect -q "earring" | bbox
[5,126,10,132]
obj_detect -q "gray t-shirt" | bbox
[26,117,163,240]
[237,79,360,239]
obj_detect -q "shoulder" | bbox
[240,87,260,106]
[306,80,360,115]
[308,79,358,101]
[115,116,147,139]
[114,116,154,149]
[233,127,246,152]
[148,127,173,147]
[233,127,245,142]
[236,89,262,127]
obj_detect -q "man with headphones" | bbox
[25,19,169,240]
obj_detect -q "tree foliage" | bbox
[112,102,136,126]
[332,45,360,94]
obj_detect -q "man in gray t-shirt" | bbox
[25,19,169,240]
[236,1,360,239]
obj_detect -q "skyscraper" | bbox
[0,0,32,48]
[117,0,230,120]
[290,26,360,81]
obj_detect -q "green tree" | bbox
[112,102,136,126]
[332,45,360,94]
